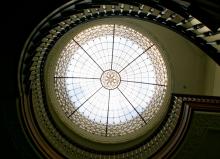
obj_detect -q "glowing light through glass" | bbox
[54,24,168,137]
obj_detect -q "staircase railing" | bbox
[18,0,220,158]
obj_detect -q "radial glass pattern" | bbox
[54,24,168,137]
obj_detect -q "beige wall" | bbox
[129,19,219,96]
[125,20,220,96]
[133,19,208,95]
[205,58,220,96]
[213,64,220,96]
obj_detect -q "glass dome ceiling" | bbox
[54,24,169,137]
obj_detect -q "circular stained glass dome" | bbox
[51,23,170,142]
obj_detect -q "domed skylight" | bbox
[54,24,168,137]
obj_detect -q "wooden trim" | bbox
[152,94,220,158]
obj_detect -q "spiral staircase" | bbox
[2,0,220,159]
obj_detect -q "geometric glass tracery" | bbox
[54,24,168,137]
